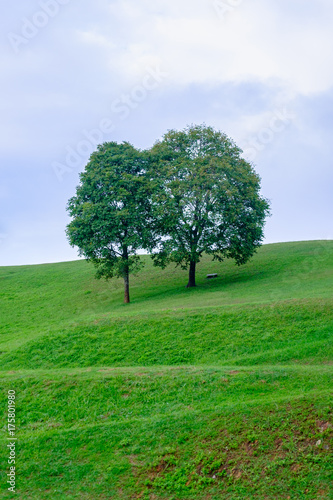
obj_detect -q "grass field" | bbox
[0,240,332,499]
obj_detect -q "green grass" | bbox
[0,241,332,498]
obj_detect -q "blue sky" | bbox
[1,0,332,265]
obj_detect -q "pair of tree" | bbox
[66,125,270,303]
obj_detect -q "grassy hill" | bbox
[0,240,332,499]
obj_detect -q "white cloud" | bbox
[76,30,117,49]
[82,0,333,95]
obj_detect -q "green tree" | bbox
[149,124,270,287]
[66,142,152,303]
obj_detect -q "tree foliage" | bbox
[66,141,151,303]
[66,126,270,301]
[149,125,270,287]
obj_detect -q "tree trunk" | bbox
[186,260,196,288]
[122,244,130,304]
[123,269,130,303]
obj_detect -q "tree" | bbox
[149,124,270,287]
[66,141,152,303]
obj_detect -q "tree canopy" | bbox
[66,125,270,301]
[149,125,270,287]
[66,141,152,303]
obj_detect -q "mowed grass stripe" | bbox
[1,299,331,368]
[1,365,332,435]
[1,362,333,377]
[3,389,332,441]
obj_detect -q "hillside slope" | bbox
[0,241,332,499]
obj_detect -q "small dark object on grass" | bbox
[206,274,218,279]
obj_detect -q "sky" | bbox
[1,0,332,266]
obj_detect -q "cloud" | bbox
[80,0,333,95]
